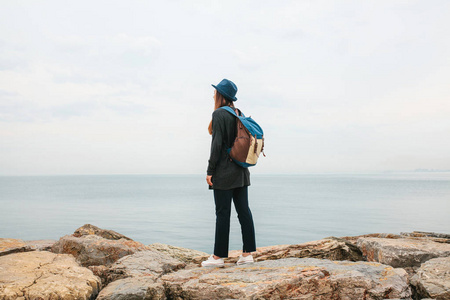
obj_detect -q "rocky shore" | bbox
[1,225,449,299]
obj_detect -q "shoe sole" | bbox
[236,261,254,265]
[201,262,225,267]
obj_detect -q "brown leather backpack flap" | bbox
[229,119,251,162]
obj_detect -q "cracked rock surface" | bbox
[96,277,166,300]
[92,249,186,286]
[0,251,101,300]
[95,250,185,300]
[158,257,412,300]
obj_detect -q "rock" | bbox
[95,250,185,299]
[159,257,412,299]
[340,230,450,248]
[339,231,450,244]
[89,264,110,284]
[97,277,165,300]
[0,238,32,257]
[25,239,57,251]
[256,237,363,261]
[148,242,209,264]
[52,234,148,267]
[93,249,186,285]
[0,251,101,299]
[109,249,186,278]
[339,233,401,245]
[410,257,450,300]
[74,224,132,240]
[357,237,450,268]
[193,237,363,265]
[401,231,450,244]
[401,231,450,239]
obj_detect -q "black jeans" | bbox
[213,185,256,258]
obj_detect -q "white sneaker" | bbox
[236,254,254,265]
[201,254,225,267]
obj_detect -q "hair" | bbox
[208,90,235,135]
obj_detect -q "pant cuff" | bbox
[214,253,228,258]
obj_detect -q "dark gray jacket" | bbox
[207,107,250,190]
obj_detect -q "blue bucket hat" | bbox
[212,79,238,102]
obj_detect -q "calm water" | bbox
[0,173,449,253]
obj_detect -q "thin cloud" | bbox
[0,0,449,174]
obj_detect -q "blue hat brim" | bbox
[212,84,237,101]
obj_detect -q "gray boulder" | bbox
[94,249,185,285]
[356,237,450,267]
[410,256,450,300]
[52,234,149,267]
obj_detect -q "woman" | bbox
[201,78,256,267]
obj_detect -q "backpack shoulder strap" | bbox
[219,106,246,118]
[235,108,244,117]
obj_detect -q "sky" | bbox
[1,0,449,175]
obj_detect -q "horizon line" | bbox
[1,170,450,177]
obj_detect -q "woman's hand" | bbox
[206,175,213,186]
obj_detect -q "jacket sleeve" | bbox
[207,111,224,176]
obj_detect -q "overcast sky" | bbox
[1,0,449,175]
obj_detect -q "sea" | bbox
[0,173,449,254]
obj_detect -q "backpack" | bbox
[220,106,265,168]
